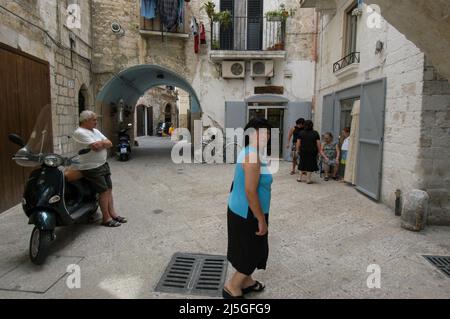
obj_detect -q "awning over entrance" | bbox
[245,94,290,104]
[95,64,202,113]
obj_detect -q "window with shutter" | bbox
[247,0,263,50]
[220,0,234,50]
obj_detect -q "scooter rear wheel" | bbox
[29,226,53,265]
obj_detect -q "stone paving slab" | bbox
[0,256,82,293]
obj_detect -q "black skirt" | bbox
[298,151,319,172]
[227,207,269,276]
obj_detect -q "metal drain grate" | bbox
[155,253,228,297]
[423,255,450,278]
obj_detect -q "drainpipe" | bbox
[312,10,320,117]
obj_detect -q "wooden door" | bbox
[136,105,145,137]
[0,43,52,212]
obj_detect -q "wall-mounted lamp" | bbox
[111,22,125,36]
[375,40,384,54]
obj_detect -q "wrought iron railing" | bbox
[333,52,360,73]
[210,16,286,51]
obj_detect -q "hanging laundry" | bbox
[194,33,200,54]
[200,23,206,44]
[177,0,185,27]
[159,0,180,31]
[190,17,199,35]
[190,17,200,53]
[141,0,157,20]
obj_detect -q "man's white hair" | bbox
[79,110,96,124]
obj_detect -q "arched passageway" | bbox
[95,64,201,160]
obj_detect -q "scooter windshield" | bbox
[24,104,54,155]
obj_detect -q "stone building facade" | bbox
[90,0,317,158]
[135,86,179,137]
[0,0,94,210]
[0,0,94,155]
[303,0,450,225]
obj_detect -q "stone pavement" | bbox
[0,136,449,299]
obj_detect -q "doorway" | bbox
[321,79,387,200]
[248,106,284,158]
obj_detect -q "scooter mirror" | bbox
[8,134,25,147]
[78,148,91,155]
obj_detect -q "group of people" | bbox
[287,118,351,183]
[71,111,351,298]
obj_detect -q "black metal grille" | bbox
[211,16,286,51]
[333,52,360,73]
[155,253,228,297]
[423,255,450,278]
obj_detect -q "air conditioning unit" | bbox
[250,60,274,78]
[222,61,245,79]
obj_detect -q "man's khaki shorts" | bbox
[81,162,112,194]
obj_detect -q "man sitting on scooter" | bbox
[73,110,128,227]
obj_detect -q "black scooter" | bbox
[8,134,99,265]
[117,123,132,161]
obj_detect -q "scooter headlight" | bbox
[44,154,64,167]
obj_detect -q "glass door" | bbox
[247,106,284,158]
[248,108,266,121]
[267,108,284,158]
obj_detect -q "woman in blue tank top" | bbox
[223,118,273,299]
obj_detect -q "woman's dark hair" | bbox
[304,120,314,131]
[296,118,305,126]
[325,132,333,139]
[244,118,272,146]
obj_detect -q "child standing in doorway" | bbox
[339,127,351,180]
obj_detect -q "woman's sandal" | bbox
[222,287,245,299]
[102,219,121,227]
[297,178,303,183]
[113,216,128,223]
[242,281,265,295]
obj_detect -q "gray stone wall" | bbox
[418,60,450,225]
[0,0,94,155]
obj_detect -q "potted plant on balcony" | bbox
[265,5,295,22]
[202,1,232,29]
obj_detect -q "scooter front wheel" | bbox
[29,226,53,265]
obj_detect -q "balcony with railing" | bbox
[333,52,360,77]
[140,11,189,38]
[209,16,287,61]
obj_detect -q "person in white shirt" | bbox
[339,127,351,181]
[73,111,127,227]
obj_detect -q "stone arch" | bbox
[95,64,201,140]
